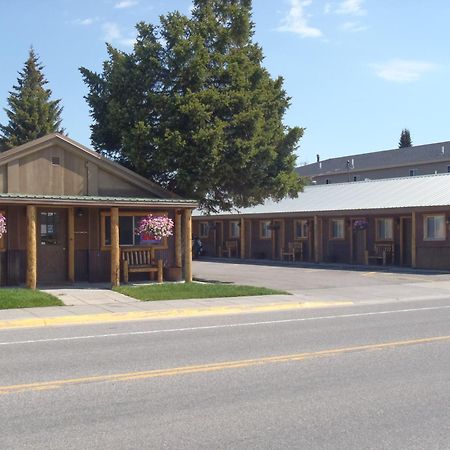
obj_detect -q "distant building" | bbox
[296,141,450,184]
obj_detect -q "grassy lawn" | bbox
[0,289,63,309]
[114,282,288,301]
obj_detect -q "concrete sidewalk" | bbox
[0,283,352,329]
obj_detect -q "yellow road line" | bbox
[0,301,352,330]
[1,334,449,395]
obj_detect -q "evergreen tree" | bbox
[80,0,304,212]
[398,128,412,148]
[0,48,64,150]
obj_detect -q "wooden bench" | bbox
[220,240,238,258]
[281,242,303,262]
[121,248,163,283]
[364,244,394,266]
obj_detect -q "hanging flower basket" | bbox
[353,219,368,231]
[136,215,174,240]
[0,214,7,239]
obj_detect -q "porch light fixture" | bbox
[76,208,84,218]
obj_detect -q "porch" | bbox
[0,194,197,288]
[193,210,450,271]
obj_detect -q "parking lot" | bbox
[193,260,450,305]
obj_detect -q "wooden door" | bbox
[401,218,412,266]
[308,219,314,261]
[38,209,68,284]
[214,221,223,257]
[272,220,283,260]
[244,220,252,258]
[352,220,367,264]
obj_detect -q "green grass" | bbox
[0,289,63,309]
[114,282,288,301]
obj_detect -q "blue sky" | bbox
[1,0,449,164]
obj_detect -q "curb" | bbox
[0,301,353,330]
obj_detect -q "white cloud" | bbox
[102,22,135,47]
[336,0,366,15]
[277,0,322,38]
[340,21,368,32]
[371,59,438,82]
[74,18,97,26]
[114,0,138,9]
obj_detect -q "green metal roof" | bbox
[0,193,197,207]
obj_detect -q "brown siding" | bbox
[0,166,6,193]
[97,169,150,197]
[6,206,26,285]
[416,212,450,270]
[4,143,159,198]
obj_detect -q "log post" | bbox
[175,211,182,268]
[240,217,245,259]
[26,205,37,289]
[110,207,120,287]
[183,209,192,282]
[68,207,75,283]
[411,211,417,268]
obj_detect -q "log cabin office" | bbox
[193,174,450,271]
[0,134,197,288]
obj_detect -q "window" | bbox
[40,212,59,245]
[101,211,168,249]
[353,176,358,182]
[325,179,329,184]
[424,215,446,241]
[376,218,394,241]
[260,220,272,239]
[409,169,417,176]
[51,156,60,166]
[230,221,240,238]
[330,219,345,239]
[295,220,308,239]
[447,165,450,173]
[199,222,209,238]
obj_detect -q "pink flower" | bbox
[0,214,6,239]
[137,215,174,240]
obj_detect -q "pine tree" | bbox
[398,129,412,148]
[80,0,304,212]
[0,48,64,150]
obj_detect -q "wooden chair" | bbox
[121,248,163,283]
[364,243,395,266]
[281,242,303,262]
[220,240,238,258]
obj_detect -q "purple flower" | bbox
[353,219,368,230]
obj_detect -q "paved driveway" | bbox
[193,260,450,305]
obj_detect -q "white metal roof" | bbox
[195,173,450,217]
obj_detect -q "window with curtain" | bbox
[376,218,393,241]
[424,215,446,241]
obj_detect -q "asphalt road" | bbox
[1,298,450,449]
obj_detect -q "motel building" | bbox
[0,134,197,288]
[193,174,450,271]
